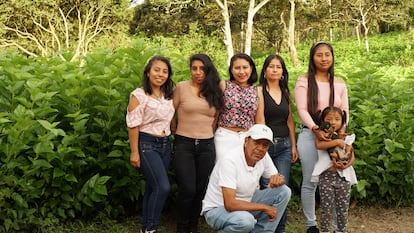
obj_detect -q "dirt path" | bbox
[347,206,414,233]
[173,205,414,233]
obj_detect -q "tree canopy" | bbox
[1,0,413,58]
[0,0,131,61]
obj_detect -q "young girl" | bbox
[311,106,357,233]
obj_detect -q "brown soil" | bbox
[284,205,414,233]
[192,205,414,233]
[346,206,414,233]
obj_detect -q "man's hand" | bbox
[263,205,278,222]
[268,173,285,188]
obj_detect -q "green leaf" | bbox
[65,174,78,183]
[32,159,53,169]
[107,150,123,158]
[96,176,111,185]
[53,168,65,178]
[37,120,66,137]
[12,193,28,208]
[0,118,11,123]
[94,185,108,196]
[61,194,73,202]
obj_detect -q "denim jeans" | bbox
[173,134,216,233]
[260,136,292,233]
[297,127,318,227]
[204,186,291,233]
[139,132,171,231]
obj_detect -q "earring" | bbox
[281,75,284,80]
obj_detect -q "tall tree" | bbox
[214,0,234,63]
[342,0,413,52]
[287,0,299,67]
[244,0,271,55]
[0,0,130,61]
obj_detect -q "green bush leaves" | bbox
[0,43,158,231]
[0,32,413,231]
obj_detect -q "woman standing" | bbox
[126,56,175,233]
[259,54,298,233]
[214,53,265,162]
[294,42,349,233]
[172,54,223,233]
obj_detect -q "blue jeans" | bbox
[139,132,171,231]
[297,127,318,227]
[204,186,291,233]
[260,136,292,233]
[173,135,216,233]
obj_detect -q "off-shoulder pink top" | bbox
[294,75,349,129]
[126,88,175,136]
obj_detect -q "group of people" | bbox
[126,41,357,233]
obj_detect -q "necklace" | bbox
[152,92,162,100]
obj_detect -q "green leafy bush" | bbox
[346,61,414,205]
[0,32,413,231]
[0,41,165,231]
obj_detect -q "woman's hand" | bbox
[291,147,299,163]
[314,129,330,141]
[130,152,141,168]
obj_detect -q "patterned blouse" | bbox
[126,88,175,136]
[218,80,258,129]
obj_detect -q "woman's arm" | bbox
[129,126,140,168]
[212,109,220,132]
[219,80,226,92]
[294,76,318,129]
[170,85,180,133]
[287,103,298,163]
[127,95,141,168]
[255,86,265,124]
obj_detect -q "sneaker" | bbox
[306,226,320,233]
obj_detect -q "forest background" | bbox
[0,0,413,232]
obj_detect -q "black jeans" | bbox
[173,134,216,233]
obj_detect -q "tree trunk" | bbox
[288,0,299,67]
[215,0,234,63]
[355,25,361,46]
[361,15,370,52]
[244,0,255,55]
[244,0,270,55]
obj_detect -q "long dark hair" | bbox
[259,54,291,103]
[307,41,335,120]
[318,106,347,129]
[190,54,224,110]
[142,56,174,99]
[229,53,258,85]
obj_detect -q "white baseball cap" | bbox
[246,124,273,143]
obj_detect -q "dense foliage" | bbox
[0,32,413,231]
